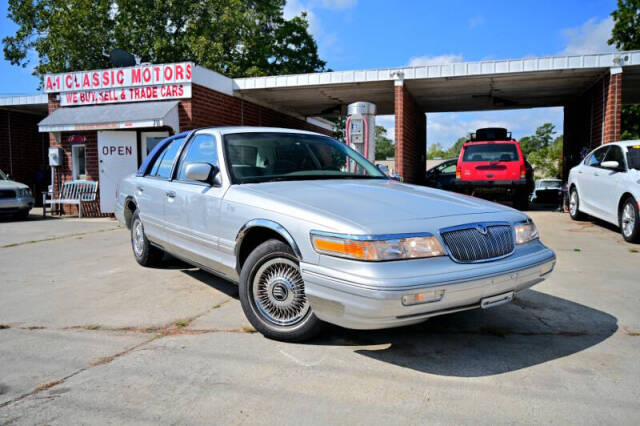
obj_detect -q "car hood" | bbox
[0,180,28,190]
[229,179,513,232]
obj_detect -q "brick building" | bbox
[36,63,333,214]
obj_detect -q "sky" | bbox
[0,0,620,148]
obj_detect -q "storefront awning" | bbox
[38,100,180,133]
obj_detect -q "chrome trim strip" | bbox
[235,219,303,260]
[438,221,515,264]
[309,230,435,241]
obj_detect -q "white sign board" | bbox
[97,131,138,213]
[44,62,192,106]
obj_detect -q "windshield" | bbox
[627,145,640,170]
[537,180,562,189]
[224,132,387,184]
[462,143,520,162]
[0,169,7,180]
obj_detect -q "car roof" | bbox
[198,126,327,137]
[611,140,640,147]
[463,140,517,145]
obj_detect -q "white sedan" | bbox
[568,141,640,242]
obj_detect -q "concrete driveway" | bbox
[0,211,639,424]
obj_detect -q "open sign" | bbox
[102,145,133,156]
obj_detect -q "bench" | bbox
[43,180,99,218]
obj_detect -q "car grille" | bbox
[440,223,514,263]
[0,189,16,199]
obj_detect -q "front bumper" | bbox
[0,197,34,214]
[300,242,556,330]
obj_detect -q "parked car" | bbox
[116,127,556,341]
[455,128,535,210]
[0,168,34,219]
[568,141,640,242]
[531,178,563,204]
[425,158,457,191]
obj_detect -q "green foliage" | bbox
[330,115,346,142]
[3,0,326,83]
[620,105,640,140]
[426,137,466,160]
[528,134,563,179]
[519,123,556,157]
[375,125,394,160]
[609,0,640,50]
[610,0,640,140]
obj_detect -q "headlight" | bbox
[310,232,445,261]
[18,188,32,197]
[514,220,539,244]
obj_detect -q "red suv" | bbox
[455,128,534,210]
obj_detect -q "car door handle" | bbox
[166,191,176,198]
[136,186,144,192]
[594,172,599,176]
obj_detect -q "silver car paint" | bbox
[0,177,35,213]
[116,127,556,330]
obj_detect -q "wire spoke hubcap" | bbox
[253,258,309,327]
[133,219,145,257]
[622,204,635,237]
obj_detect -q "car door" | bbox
[439,160,458,191]
[164,132,230,276]
[137,136,186,243]
[580,145,610,215]
[593,145,627,223]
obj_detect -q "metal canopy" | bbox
[38,100,180,132]
[234,51,640,116]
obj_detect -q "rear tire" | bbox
[239,239,323,342]
[131,210,164,266]
[619,197,640,243]
[569,187,586,220]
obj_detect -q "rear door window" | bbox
[148,137,184,179]
[462,144,519,162]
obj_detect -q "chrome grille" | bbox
[0,189,16,199]
[440,223,514,263]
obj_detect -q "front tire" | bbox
[239,239,323,342]
[619,197,640,243]
[569,187,586,220]
[131,210,164,266]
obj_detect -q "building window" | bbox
[72,144,86,180]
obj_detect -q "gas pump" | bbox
[346,102,376,161]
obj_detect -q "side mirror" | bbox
[184,162,219,183]
[601,160,620,170]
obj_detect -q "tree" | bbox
[426,142,446,160]
[520,123,556,157]
[3,0,326,84]
[375,126,394,160]
[609,0,640,140]
[445,137,467,158]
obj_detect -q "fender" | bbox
[235,219,303,260]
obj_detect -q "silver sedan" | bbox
[115,127,556,341]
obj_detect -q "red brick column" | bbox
[603,72,622,143]
[394,83,426,184]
